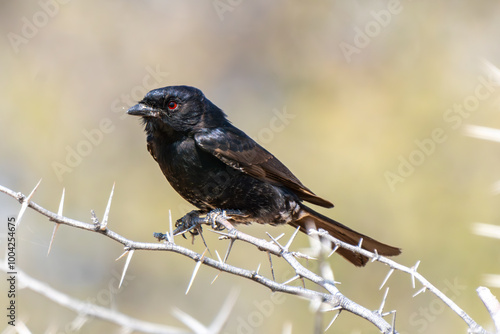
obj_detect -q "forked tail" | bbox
[290,205,401,266]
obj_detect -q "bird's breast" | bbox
[154,136,228,209]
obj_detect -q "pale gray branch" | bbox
[3,182,491,333]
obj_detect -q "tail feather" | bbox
[291,205,401,267]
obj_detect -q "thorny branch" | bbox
[0,183,494,333]
[312,230,490,334]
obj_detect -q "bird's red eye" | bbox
[167,101,178,110]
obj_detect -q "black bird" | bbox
[128,85,400,266]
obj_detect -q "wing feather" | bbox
[194,127,333,208]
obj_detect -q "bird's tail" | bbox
[290,205,401,266]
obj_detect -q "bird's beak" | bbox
[127,103,161,118]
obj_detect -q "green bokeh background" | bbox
[1,1,500,333]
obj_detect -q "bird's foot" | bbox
[205,209,245,231]
[204,209,226,231]
[171,209,246,238]
[173,210,204,237]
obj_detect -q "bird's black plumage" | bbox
[128,85,400,266]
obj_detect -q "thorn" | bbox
[380,268,395,290]
[100,182,115,231]
[381,309,396,317]
[48,188,65,256]
[210,229,233,239]
[211,250,224,284]
[168,209,174,243]
[412,287,427,297]
[256,263,261,275]
[268,252,276,281]
[211,273,221,284]
[284,226,301,250]
[223,239,235,263]
[292,252,317,260]
[175,289,240,333]
[215,250,222,263]
[74,316,89,332]
[371,249,380,262]
[378,287,390,314]
[323,305,342,312]
[47,224,60,256]
[119,249,134,288]
[172,308,207,333]
[186,248,208,295]
[58,188,65,216]
[266,232,285,251]
[274,232,285,241]
[357,237,364,249]
[208,288,240,333]
[411,261,420,289]
[328,244,339,258]
[162,231,170,243]
[115,250,128,261]
[325,310,342,331]
[282,275,300,285]
[15,178,42,229]
[391,311,397,333]
[197,227,213,257]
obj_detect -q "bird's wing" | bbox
[194,127,333,208]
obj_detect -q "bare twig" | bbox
[477,287,500,333]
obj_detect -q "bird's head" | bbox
[128,85,229,134]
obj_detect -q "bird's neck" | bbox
[145,120,188,143]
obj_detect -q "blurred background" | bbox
[1,1,500,333]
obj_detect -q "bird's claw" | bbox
[205,209,226,231]
[206,209,245,231]
[174,210,203,237]
[171,208,244,239]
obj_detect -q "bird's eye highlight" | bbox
[167,101,178,110]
